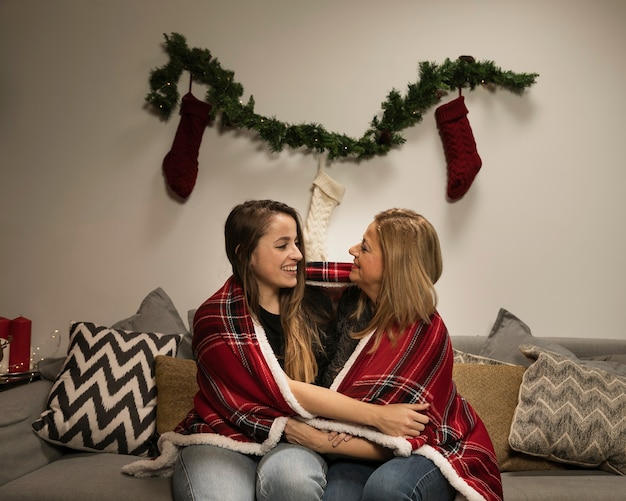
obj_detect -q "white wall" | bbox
[1,0,625,357]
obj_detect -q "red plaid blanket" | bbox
[175,274,307,449]
[305,261,352,283]
[123,263,501,500]
[312,312,503,501]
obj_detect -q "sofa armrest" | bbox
[0,379,65,486]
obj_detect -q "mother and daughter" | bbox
[128,199,502,501]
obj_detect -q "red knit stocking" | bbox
[435,96,482,201]
[163,92,212,199]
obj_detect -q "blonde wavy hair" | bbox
[352,208,443,348]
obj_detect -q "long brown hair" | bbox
[224,200,324,383]
[352,208,443,348]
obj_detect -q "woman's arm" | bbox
[287,377,429,437]
[284,419,394,461]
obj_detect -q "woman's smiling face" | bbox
[349,220,384,302]
[251,212,303,305]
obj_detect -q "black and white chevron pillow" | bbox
[33,322,182,456]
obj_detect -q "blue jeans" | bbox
[172,442,327,501]
[323,455,456,501]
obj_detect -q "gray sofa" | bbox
[450,334,626,501]
[1,298,624,501]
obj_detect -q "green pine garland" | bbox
[147,33,538,160]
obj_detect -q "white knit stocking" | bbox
[304,159,345,261]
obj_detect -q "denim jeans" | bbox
[172,442,327,501]
[323,454,456,501]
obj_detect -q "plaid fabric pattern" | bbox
[330,313,502,501]
[175,276,302,451]
[175,263,350,445]
[305,261,353,283]
[167,264,501,499]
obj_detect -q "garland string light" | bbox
[146,33,538,161]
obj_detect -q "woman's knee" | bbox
[173,445,257,501]
[256,444,326,501]
[362,455,455,501]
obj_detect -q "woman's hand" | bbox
[327,431,354,448]
[284,419,393,460]
[371,402,430,438]
[284,418,329,452]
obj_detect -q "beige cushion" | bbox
[453,363,563,472]
[155,355,198,435]
[155,354,565,472]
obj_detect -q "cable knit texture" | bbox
[304,169,345,261]
[435,96,482,201]
[162,93,212,199]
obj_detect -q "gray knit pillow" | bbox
[509,345,626,474]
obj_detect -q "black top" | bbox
[257,286,341,386]
[259,307,285,366]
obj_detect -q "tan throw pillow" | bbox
[509,345,626,474]
[155,355,198,435]
[453,364,564,472]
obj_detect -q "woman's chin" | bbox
[281,277,298,288]
[349,269,360,284]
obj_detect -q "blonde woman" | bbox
[285,209,503,501]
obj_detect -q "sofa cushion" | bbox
[0,379,64,487]
[32,322,181,456]
[155,355,198,434]
[496,470,626,501]
[452,363,563,472]
[577,353,626,376]
[0,452,173,501]
[453,349,510,365]
[479,308,576,366]
[583,353,626,365]
[113,287,192,360]
[37,356,66,380]
[509,345,626,474]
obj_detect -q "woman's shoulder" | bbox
[429,310,448,334]
[337,283,361,309]
[194,276,245,322]
[303,284,338,314]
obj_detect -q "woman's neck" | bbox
[257,283,280,314]
[259,294,280,314]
